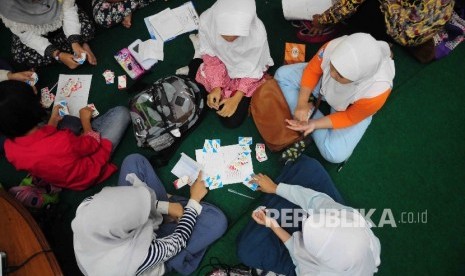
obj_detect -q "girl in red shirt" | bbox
[0,80,130,190]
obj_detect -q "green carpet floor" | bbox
[1,0,465,275]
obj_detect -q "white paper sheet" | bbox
[149,8,184,41]
[140,39,164,61]
[54,74,92,117]
[171,153,202,184]
[172,1,200,33]
[145,1,200,42]
[282,0,333,20]
[195,144,254,185]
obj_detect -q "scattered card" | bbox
[102,70,115,84]
[87,103,100,118]
[206,174,223,190]
[118,75,127,89]
[238,137,253,146]
[255,143,268,162]
[203,139,220,153]
[242,174,258,191]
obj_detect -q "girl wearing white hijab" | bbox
[0,0,97,69]
[72,154,227,276]
[237,155,381,275]
[194,0,274,128]
[275,33,395,163]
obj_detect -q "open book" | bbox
[145,1,200,42]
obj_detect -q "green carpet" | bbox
[1,0,465,275]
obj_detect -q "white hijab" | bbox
[291,211,381,275]
[320,33,395,111]
[199,0,274,79]
[72,186,154,276]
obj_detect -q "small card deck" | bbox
[40,87,55,108]
[26,72,38,86]
[255,143,268,162]
[87,103,100,118]
[118,75,127,90]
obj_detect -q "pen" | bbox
[228,188,255,199]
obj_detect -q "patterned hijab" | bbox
[0,0,61,25]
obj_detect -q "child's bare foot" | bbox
[122,14,132,28]
[82,43,97,65]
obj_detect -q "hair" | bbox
[0,80,46,138]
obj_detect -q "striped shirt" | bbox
[135,206,199,275]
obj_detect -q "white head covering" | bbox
[199,0,274,79]
[71,186,154,276]
[302,212,380,275]
[319,33,395,111]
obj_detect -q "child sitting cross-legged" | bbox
[0,80,130,191]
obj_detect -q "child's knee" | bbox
[320,146,350,164]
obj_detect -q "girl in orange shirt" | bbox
[275,33,395,163]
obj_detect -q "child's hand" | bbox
[168,202,184,220]
[60,52,80,69]
[251,173,277,194]
[286,119,316,136]
[252,207,278,228]
[190,171,208,203]
[294,102,312,122]
[79,107,93,121]
[207,87,222,110]
[217,91,244,117]
[7,71,35,82]
[48,106,63,127]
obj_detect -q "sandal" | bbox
[280,136,314,164]
[297,25,338,44]
[290,20,305,28]
[280,140,307,164]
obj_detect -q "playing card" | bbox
[40,87,55,108]
[206,174,223,190]
[57,100,69,117]
[203,139,213,153]
[73,52,87,65]
[61,78,82,97]
[102,70,115,84]
[211,139,221,152]
[242,174,258,191]
[118,75,127,90]
[26,72,38,86]
[238,137,253,146]
[173,176,190,189]
[255,143,268,162]
[87,103,100,118]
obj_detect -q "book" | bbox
[144,1,200,42]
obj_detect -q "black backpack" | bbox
[129,75,205,165]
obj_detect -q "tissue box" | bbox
[129,39,158,70]
[114,48,145,80]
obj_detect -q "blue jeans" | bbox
[274,63,372,163]
[58,106,130,151]
[118,154,228,276]
[236,155,344,275]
